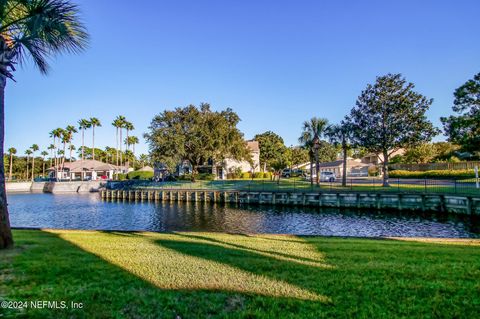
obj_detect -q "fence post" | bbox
[454,179,457,194]
[397,178,400,192]
[424,178,427,193]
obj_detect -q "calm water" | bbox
[7,193,480,238]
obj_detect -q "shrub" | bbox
[116,173,127,180]
[368,166,379,177]
[197,173,215,181]
[127,171,154,180]
[241,172,251,179]
[389,169,475,179]
[177,174,192,181]
[253,172,264,179]
[263,172,272,179]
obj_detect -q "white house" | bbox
[49,159,126,181]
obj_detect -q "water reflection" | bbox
[7,193,479,238]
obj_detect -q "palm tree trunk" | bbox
[315,149,320,186]
[26,157,29,180]
[81,128,85,161]
[0,78,13,248]
[132,144,136,169]
[92,125,95,161]
[43,156,46,177]
[342,145,347,187]
[9,153,12,181]
[115,127,118,167]
[309,159,313,186]
[31,155,35,181]
[119,128,123,167]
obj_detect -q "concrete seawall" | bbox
[6,182,32,193]
[101,189,480,216]
[6,181,104,193]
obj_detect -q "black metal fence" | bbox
[111,177,480,196]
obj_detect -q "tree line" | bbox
[5,116,152,180]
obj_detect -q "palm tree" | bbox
[78,119,91,161]
[139,154,149,168]
[60,129,68,167]
[47,144,55,167]
[7,147,16,180]
[25,149,32,181]
[69,145,76,161]
[327,119,353,187]
[41,151,48,177]
[49,128,63,169]
[124,121,134,167]
[112,116,125,166]
[299,117,329,186]
[30,144,39,180]
[0,0,88,249]
[89,117,101,161]
[127,136,139,168]
[65,125,77,161]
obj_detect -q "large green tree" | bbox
[349,74,438,186]
[145,103,250,180]
[0,0,88,249]
[441,72,480,155]
[253,131,286,172]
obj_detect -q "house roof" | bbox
[49,159,123,172]
[137,165,154,172]
[247,140,259,152]
[317,159,371,168]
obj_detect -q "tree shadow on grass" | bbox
[3,230,334,319]
[154,234,334,301]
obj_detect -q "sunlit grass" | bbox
[1,230,479,318]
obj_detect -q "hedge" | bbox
[127,171,154,180]
[389,169,475,179]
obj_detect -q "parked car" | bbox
[320,171,336,182]
[281,169,306,178]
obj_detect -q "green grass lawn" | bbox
[1,230,479,318]
[131,178,480,196]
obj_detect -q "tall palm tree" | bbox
[124,121,133,167]
[299,117,329,186]
[78,118,90,161]
[7,147,15,180]
[49,128,63,169]
[30,144,39,180]
[89,117,101,161]
[60,129,68,167]
[127,136,139,168]
[41,151,48,177]
[65,125,77,161]
[112,116,125,166]
[47,144,55,167]
[124,121,134,151]
[327,119,353,187]
[24,149,32,181]
[0,0,88,249]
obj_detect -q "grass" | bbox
[1,230,479,318]
[129,178,480,196]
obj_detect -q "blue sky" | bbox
[6,0,480,156]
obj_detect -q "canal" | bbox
[7,193,479,238]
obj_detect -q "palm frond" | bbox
[1,0,88,76]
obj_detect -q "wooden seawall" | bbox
[100,189,480,216]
